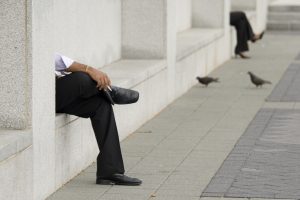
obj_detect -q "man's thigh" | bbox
[56,72,99,112]
[58,95,106,118]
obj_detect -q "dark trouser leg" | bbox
[230,11,255,54]
[56,72,125,178]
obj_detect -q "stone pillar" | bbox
[32,0,56,199]
[0,0,31,129]
[256,0,269,32]
[192,0,227,29]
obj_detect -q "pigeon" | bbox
[247,71,271,87]
[196,76,219,87]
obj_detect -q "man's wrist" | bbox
[85,65,94,75]
[84,65,90,73]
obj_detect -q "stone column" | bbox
[256,0,269,32]
[0,0,31,130]
[32,0,56,199]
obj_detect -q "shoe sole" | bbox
[96,179,141,186]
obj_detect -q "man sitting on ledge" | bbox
[55,53,142,186]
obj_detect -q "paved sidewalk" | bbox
[47,32,300,200]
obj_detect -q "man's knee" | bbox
[72,72,94,85]
[71,72,98,97]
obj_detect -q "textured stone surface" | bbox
[202,108,300,199]
[192,0,225,28]
[0,0,29,129]
[176,0,192,32]
[0,147,33,200]
[267,62,300,102]
[122,0,167,59]
[268,0,300,31]
[231,0,256,10]
[176,28,223,61]
[0,130,32,162]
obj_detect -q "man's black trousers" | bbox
[230,11,255,54]
[56,72,125,178]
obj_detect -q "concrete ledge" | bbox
[176,28,223,61]
[101,59,167,88]
[0,129,32,162]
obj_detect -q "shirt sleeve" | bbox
[55,53,74,71]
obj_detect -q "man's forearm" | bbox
[66,62,88,73]
[66,61,111,89]
[66,61,97,77]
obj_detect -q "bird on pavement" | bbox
[196,76,219,87]
[247,71,271,88]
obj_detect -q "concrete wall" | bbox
[192,0,226,28]
[176,0,192,32]
[231,0,256,10]
[0,0,31,129]
[256,0,269,32]
[54,0,121,68]
[122,0,167,59]
[0,147,33,200]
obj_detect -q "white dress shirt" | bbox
[55,53,74,77]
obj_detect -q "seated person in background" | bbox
[230,11,264,59]
[55,53,141,186]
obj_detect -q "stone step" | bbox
[267,20,300,31]
[269,5,300,12]
[268,12,300,21]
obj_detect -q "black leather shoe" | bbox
[96,174,142,186]
[102,86,139,105]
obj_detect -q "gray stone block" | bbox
[0,129,32,162]
[268,12,300,21]
[267,21,290,30]
[0,0,30,129]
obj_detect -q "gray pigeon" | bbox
[247,71,271,87]
[196,76,219,87]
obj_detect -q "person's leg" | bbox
[240,12,255,41]
[230,12,250,55]
[56,72,100,112]
[56,72,141,185]
[56,73,124,177]
[59,95,125,177]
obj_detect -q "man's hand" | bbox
[87,67,111,90]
